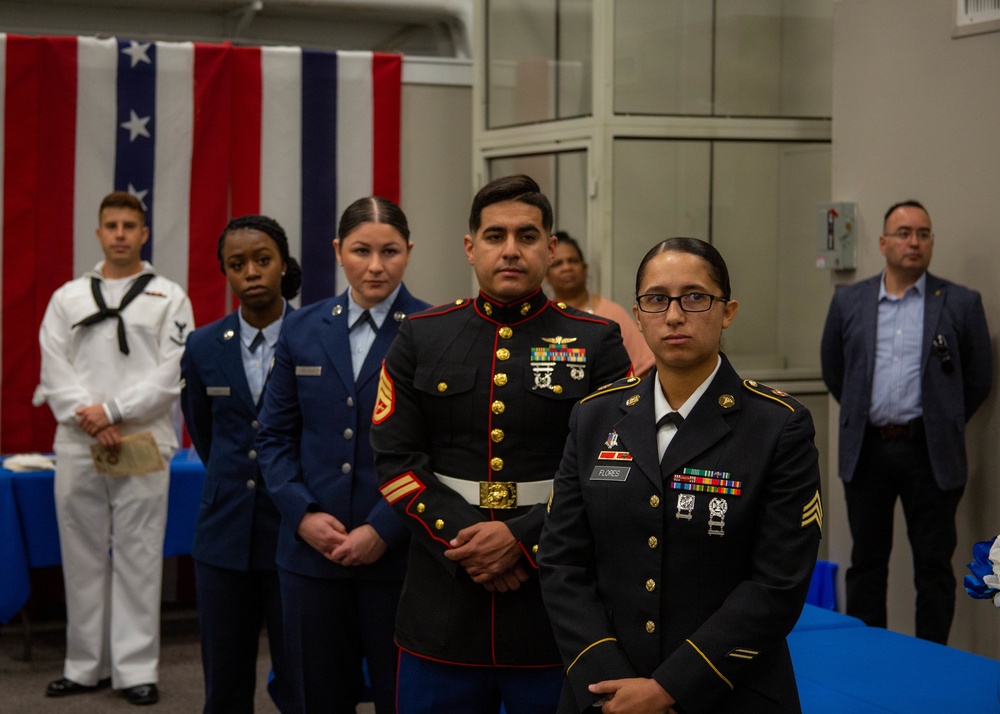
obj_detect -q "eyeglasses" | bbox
[884,229,934,242]
[636,292,728,313]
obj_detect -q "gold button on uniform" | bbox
[437,382,448,393]
[552,385,563,394]
[645,621,656,634]
[416,503,426,513]
[496,348,510,361]
[649,495,660,508]
[491,457,504,471]
[494,373,508,387]
[532,544,538,553]
[492,400,506,415]
[491,429,505,443]
[434,519,445,530]
[646,579,656,592]
[648,536,659,549]
[498,326,513,339]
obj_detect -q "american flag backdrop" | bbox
[0,34,401,453]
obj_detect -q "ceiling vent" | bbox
[954,0,1000,37]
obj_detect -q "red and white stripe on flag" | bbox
[0,34,400,453]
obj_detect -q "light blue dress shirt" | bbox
[869,272,925,426]
[347,284,402,380]
[238,303,285,405]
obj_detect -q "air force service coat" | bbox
[181,307,292,571]
[371,289,633,666]
[539,356,823,714]
[257,285,429,579]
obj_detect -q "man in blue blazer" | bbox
[257,196,429,714]
[821,200,992,644]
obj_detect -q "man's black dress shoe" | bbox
[45,677,111,697]
[121,683,159,706]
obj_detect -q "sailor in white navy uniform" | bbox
[37,191,193,706]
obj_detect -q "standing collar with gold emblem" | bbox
[474,287,549,325]
[653,355,723,424]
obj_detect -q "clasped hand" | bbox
[297,513,387,566]
[588,678,676,714]
[444,521,527,592]
[76,404,121,450]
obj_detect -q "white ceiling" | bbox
[0,0,473,57]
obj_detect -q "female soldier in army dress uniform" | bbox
[539,237,823,714]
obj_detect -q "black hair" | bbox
[217,214,302,300]
[634,237,731,300]
[883,200,928,232]
[468,174,553,235]
[553,231,584,262]
[338,196,410,242]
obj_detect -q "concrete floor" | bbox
[0,607,375,713]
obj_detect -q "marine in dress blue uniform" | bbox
[371,288,632,706]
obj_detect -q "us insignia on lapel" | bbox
[801,490,823,531]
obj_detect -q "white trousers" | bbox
[53,443,170,688]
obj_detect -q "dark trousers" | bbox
[396,650,563,714]
[844,430,964,644]
[279,568,402,714]
[194,560,296,714]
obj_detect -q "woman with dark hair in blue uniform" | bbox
[181,215,301,713]
[540,237,823,714]
[257,197,430,714]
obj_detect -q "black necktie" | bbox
[352,310,378,332]
[249,330,265,353]
[72,273,155,354]
[656,411,684,430]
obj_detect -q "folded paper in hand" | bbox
[90,432,166,477]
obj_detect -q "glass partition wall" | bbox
[475,0,833,377]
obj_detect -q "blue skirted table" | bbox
[791,604,1000,711]
[0,448,205,624]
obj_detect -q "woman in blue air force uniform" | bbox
[256,197,430,714]
[181,215,300,713]
[539,238,823,714]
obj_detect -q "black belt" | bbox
[867,417,924,441]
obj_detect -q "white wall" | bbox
[398,79,474,306]
[830,0,1000,657]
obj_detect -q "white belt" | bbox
[436,472,553,509]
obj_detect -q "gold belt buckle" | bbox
[479,481,518,509]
